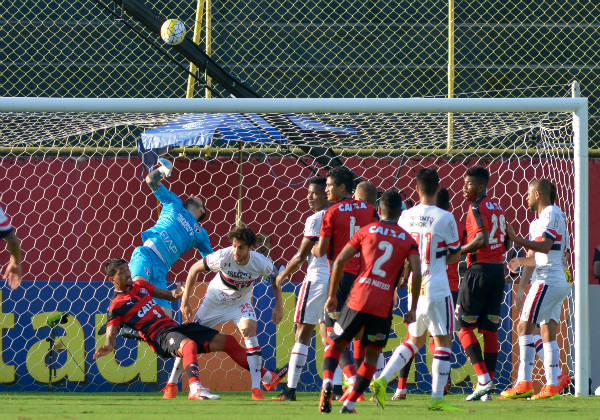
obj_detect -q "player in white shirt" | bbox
[0,204,22,290]
[371,168,461,412]
[271,176,330,401]
[168,226,280,400]
[503,179,570,400]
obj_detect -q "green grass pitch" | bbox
[2,392,600,420]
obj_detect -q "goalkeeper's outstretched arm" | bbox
[145,158,173,192]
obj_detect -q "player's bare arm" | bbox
[325,243,357,313]
[507,255,536,273]
[460,230,489,254]
[152,284,184,302]
[404,253,422,324]
[446,247,461,265]
[3,230,22,289]
[398,260,411,288]
[181,259,208,319]
[93,324,118,359]
[311,236,330,258]
[506,222,554,254]
[145,158,173,192]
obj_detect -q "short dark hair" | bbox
[436,187,450,210]
[309,175,326,188]
[416,168,439,196]
[227,226,256,247]
[378,190,403,219]
[355,181,378,207]
[105,258,128,277]
[326,167,353,193]
[184,197,207,221]
[531,178,553,200]
[465,166,490,186]
[549,182,557,204]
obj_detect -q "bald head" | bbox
[354,181,377,207]
[527,178,553,212]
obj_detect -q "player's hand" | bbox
[271,304,284,325]
[171,284,184,301]
[325,296,337,314]
[3,258,22,290]
[403,309,416,324]
[157,158,173,178]
[93,345,113,360]
[505,222,517,241]
[310,244,320,257]
[515,289,525,312]
[181,301,194,321]
[507,257,521,273]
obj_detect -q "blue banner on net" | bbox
[0,281,512,392]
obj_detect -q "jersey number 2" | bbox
[372,241,393,277]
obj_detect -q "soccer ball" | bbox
[161,19,186,45]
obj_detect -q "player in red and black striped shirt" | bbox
[457,166,508,401]
[93,258,259,400]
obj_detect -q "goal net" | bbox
[0,97,588,396]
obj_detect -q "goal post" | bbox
[0,96,589,396]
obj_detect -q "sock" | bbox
[245,336,262,389]
[168,357,183,384]
[380,340,418,382]
[333,366,343,385]
[288,343,308,388]
[339,346,355,373]
[342,399,356,411]
[432,347,451,399]
[181,340,201,390]
[374,352,385,379]
[533,334,544,361]
[353,340,365,372]
[396,354,414,391]
[543,341,560,386]
[482,331,499,380]
[224,335,250,369]
[350,362,377,398]
[517,335,535,382]
[459,328,490,384]
[323,345,342,382]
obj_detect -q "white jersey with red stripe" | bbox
[0,205,12,236]
[529,204,568,286]
[205,247,276,299]
[399,204,461,300]
[304,210,330,284]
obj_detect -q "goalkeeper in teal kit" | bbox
[129,159,213,316]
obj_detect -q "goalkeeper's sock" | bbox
[543,341,560,386]
[380,339,418,382]
[459,328,491,384]
[287,343,308,388]
[168,357,183,384]
[353,340,365,372]
[397,353,414,389]
[533,334,545,361]
[432,347,451,399]
[482,330,498,381]
[245,336,263,389]
[518,335,536,382]
[323,345,342,382]
[224,335,250,369]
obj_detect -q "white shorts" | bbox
[294,280,328,325]
[408,294,454,337]
[520,281,570,325]
[193,293,256,328]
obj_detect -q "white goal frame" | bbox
[0,95,589,396]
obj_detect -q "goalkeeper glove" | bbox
[157,158,173,177]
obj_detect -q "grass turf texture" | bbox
[1,392,599,420]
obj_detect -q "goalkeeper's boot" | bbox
[272,387,296,402]
[428,398,462,411]
[500,381,534,399]
[369,377,387,409]
[528,385,560,400]
[391,390,407,400]
[319,382,333,413]
[339,405,357,414]
[466,381,494,401]
[558,373,571,392]
[252,388,266,400]
[161,383,178,399]
[263,363,289,391]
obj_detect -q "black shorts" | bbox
[151,323,219,358]
[456,263,505,332]
[328,305,392,350]
[324,272,357,328]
